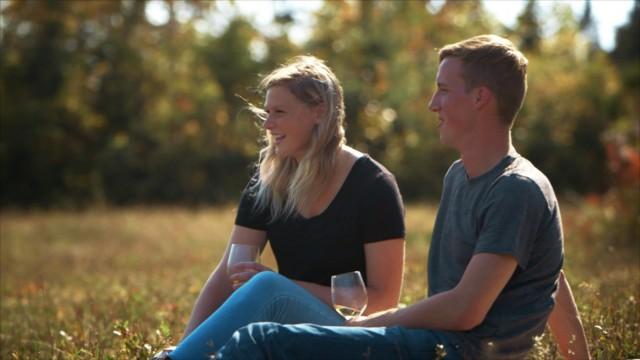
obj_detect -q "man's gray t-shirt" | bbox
[429,152,564,358]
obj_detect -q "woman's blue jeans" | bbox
[169,271,345,360]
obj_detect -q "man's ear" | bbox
[472,86,493,109]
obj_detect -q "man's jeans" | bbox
[216,322,463,360]
[170,271,344,359]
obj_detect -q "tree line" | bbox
[1,0,638,207]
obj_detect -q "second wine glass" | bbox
[331,270,368,320]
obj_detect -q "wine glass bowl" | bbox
[331,270,368,320]
[227,243,260,278]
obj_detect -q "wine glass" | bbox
[331,270,368,320]
[226,243,261,286]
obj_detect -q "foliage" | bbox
[1,0,638,207]
[1,203,638,359]
[512,0,542,52]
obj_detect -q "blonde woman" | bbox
[156,56,405,359]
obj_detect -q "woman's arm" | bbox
[293,238,405,314]
[547,270,591,359]
[180,225,267,340]
[362,238,405,313]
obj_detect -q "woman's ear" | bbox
[313,103,326,124]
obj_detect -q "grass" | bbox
[1,201,638,359]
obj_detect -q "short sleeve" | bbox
[358,173,405,243]
[474,175,548,269]
[234,175,270,231]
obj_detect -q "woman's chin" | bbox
[274,146,306,161]
[274,148,290,159]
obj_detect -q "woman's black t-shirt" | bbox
[234,155,405,286]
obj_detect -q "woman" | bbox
[155,56,405,359]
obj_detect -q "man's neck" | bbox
[460,130,513,179]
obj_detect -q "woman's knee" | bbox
[242,271,292,294]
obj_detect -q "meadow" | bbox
[1,201,638,359]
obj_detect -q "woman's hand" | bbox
[228,262,273,290]
[346,308,398,328]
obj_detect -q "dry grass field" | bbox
[1,202,638,359]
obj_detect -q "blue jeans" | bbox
[215,323,464,360]
[170,272,344,360]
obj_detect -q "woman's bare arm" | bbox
[294,238,405,314]
[180,226,267,340]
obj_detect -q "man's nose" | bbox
[428,96,438,113]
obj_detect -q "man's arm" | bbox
[547,270,591,359]
[351,252,517,330]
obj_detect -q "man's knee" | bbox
[244,321,281,336]
[216,322,281,359]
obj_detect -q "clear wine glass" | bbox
[226,243,260,283]
[331,270,368,320]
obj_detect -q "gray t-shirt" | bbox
[429,152,563,358]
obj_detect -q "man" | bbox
[213,35,589,359]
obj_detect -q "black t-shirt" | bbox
[234,155,405,286]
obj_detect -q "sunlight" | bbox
[145,0,170,27]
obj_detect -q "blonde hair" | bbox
[249,56,346,221]
[439,34,528,127]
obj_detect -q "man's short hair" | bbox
[439,34,528,127]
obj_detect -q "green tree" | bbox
[516,4,615,194]
[611,0,640,91]
[579,0,600,56]
[513,0,542,52]
[0,0,116,206]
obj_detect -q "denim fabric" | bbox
[170,272,344,360]
[216,322,463,360]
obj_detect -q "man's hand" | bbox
[346,308,399,327]
[228,262,273,290]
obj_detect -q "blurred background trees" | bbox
[1,0,638,210]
